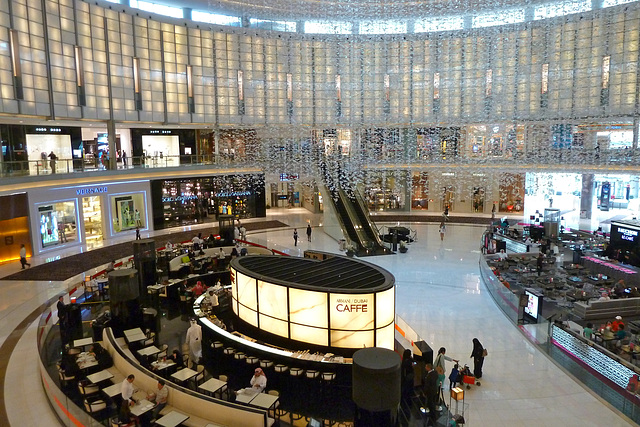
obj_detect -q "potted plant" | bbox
[399,240,408,253]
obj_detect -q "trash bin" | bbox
[339,239,347,251]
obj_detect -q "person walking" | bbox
[536,252,544,276]
[19,243,31,269]
[122,150,127,167]
[439,222,446,241]
[293,229,298,246]
[135,226,141,240]
[48,151,57,174]
[306,224,312,242]
[471,338,485,379]
[443,205,450,221]
[185,318,202,368]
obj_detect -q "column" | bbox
[581,173,594,220]
[107,120,117,170]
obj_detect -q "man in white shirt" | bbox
[121,374,136,406]
[217,247,227,270]
[119,374,136,423]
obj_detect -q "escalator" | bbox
[319,153,391,256]
[326,186,392,256]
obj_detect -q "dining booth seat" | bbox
[101,327,274,427]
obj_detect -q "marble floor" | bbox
[0,207,634,426]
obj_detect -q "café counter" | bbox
[194,295,352,366]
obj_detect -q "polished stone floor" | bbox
[0,208,634,426]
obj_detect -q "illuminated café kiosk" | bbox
[229,253,395,356]
[196,251,395,377]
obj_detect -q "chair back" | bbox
[219,375,228,382]
[268,390,280,397]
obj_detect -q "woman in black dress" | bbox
[471,338,485,379]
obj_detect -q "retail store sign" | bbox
[280,173,299,181]
[215,191,251,197]
[35,127,62,132]
[76,186,108,195]
[162,195,199,203]
[149,130,172,134]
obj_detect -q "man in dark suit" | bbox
[422,363,439,426]
[57,296,68,345]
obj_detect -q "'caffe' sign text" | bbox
[335,298,368,312]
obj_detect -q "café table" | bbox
[124,328,147,343]
[248,392,279,411]
[86,369,114,384]
[155,410,190,427]
[198,377,227,397]
[171,367,198,383]
[151,359,176,372]
[130,399,155,417]
[73,337,94,349]
[235,389,260,404]
[137,345,161,358]
[102,382,121,398]
[76,353,98,370]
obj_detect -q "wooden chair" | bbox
[218,375,229,399]
[189,364,206,389]
[84,396,107,417]
[78,380,100,396]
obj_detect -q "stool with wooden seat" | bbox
[320,372,336,403]
[245,355,259,366]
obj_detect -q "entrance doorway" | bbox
[83,196,103,244]
[473,187,485,213]
[441,186,454,211]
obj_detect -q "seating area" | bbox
[100,327,274,427]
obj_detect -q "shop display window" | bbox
[38,201,77,248]
[498,173,525,213]
[110,193,146,232]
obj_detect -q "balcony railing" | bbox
[1,148,639,180]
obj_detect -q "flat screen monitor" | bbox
[524,289,542,321]
[611,224,640,248]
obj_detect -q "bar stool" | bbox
[245,355,259,366]
[223,347,236,356]
[260,360,273,369]
[320,372,336,403]
[290,367,304,377]
[274,364,288,374]
[212,341,224,349]
[305,369,319,380]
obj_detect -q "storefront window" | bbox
[110,193,146,232]
[498,173,524,213]
[38,201,77,248]
[365,171,405,211]
[466,124,521,158]
[152,175,265,230]
[411,172,429,210]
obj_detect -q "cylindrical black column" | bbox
[108,268,142,331]
[352,347,401,427]
[133,238,157,299]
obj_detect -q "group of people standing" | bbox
[401,339,486,425]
